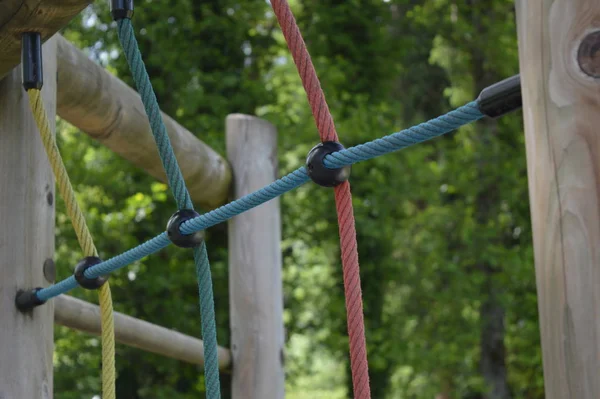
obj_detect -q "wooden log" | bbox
[0,36,57,399]
[54,295,232,369]
[516,1,600,398]
[227,114,285,398]
[55,35,232,210]
[0,0,91,79]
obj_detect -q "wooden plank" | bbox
[0,36,57,399]
[53,295,232,369]
[227,114,285,398]
[0,0,91,79]
[55,35,232,210]
[515,1,600,398]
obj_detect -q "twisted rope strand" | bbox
[35,103,481,301]
[270,1,371,396]
[27,89,116,399]
[117,18,220,397]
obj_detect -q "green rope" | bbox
[117,18,221,398]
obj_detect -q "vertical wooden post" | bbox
[516,1,600,398]
[0,36,57,398]
[227,114,285,398]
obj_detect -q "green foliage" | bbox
[53,1,543,398]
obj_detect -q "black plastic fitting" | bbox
[15,288,46,312]
[74,257,108,290]
[166,209,204,248]
[477,74,522,118]
[306,141,351,187]
[21,32,43,90]
[111,0,134,20]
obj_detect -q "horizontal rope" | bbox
[35,102,482,302]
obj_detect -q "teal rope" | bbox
[36,168,310,300]
[323,102,483,168]
[117,18,221,398]
[37,99,484,301]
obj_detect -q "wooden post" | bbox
[0,36,57,398]
[227,114,285,398]
[516,1,600,398]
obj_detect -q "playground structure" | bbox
[0,0,599,398]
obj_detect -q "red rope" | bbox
[270,1,371,397]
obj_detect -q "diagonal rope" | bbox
[26,89,116,399]
[35,103,481,302]
[270,1,371,396]
[116,18,220,398]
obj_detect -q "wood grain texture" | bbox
[0,36,57,399]
[516,1,600,398]
[226,114,285,398]
[54,295,232,369]
[55,35,232,210]
[0,0,91,79]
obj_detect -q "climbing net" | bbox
[15,1,521,398]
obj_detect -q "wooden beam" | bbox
[227,114,285,398]
[55,35,232,210]
[516,1,600,398]
[54,295,232,370]
[0,36,57,398]
[0,0,92,79]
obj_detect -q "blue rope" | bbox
[116,19,220,397]
[35,103,481,305]
[323,101,483,168]
[35,168,310,301]
[37,233,171,301]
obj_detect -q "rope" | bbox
[35,101,481,301]
[269,1,370,396]
[26,89,116,399]
[116,18,220,397]
[323,102,483,168]
[36,167,310,301]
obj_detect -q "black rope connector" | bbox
[74,256,108,290]
[166,209,204,248]
[15,288,46,312]
[111,0,134,20]
[21,32,43,91]
[306,141,351,187]
[477,74,522,118]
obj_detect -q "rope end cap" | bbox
[21,32,43,91]
[15,288,46,312]
[111,0,134,20]
[477,74,522,118]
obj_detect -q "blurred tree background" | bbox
[53,0,542,398]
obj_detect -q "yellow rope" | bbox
[27,89,116,399]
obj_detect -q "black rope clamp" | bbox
[111,0,134,20]
[477,74,522,118]
[306,141,351,187]
[166,209,204,248]
[74,256,108,290]
[15,288,46,312]
[21,32,43,90]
